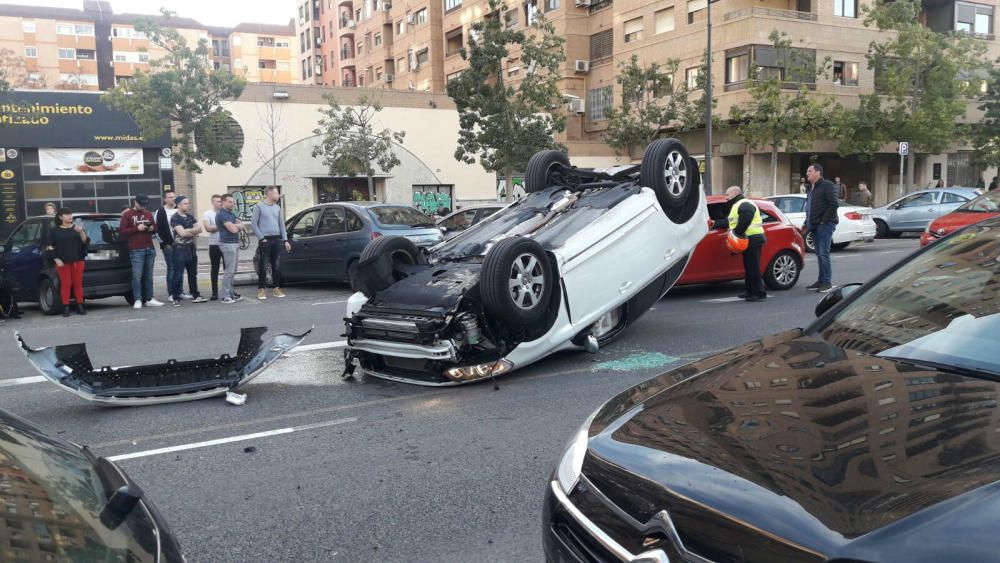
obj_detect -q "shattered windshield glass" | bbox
[821,222,1000,376]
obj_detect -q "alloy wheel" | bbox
[508,253,545,310]
[773,254,798,286]
[663,151,688,198]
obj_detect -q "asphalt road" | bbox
[0,237,919,562]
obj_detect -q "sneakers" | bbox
[221,297,237,304]
[272,288,285,298]
[233,294,244,302]
[817,283,834,293]
[180,293,194,300]
[171,297,180,307]
[62,308,71,317]
[133,301,142,310]
[146,298,165,307]
[210,294,218,301]
[192,296,207,303]
[258,289,267,300]
[805,281,822,291]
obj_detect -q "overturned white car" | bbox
[342,139,708,386]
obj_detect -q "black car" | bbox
[0,214,133,315]
[544,218,1000,563]
[0,407,184,561]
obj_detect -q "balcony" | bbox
[341,48,355,60]
[723,6,817,21]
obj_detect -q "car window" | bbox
[707,202,729,222]
[80,217,121,244]
[899,192,937,208]
[478,207,501,221]
[960,191,1000,212]
[774,198,805,214]
[345,209,363,232]
[370,206,435,227]
[289,209,321,239]
[441,210,477,231]
[761,210,779,224]
[316,207,346,236]
[8,221,44,252]
[942,192,968,205]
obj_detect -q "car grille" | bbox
[358,353,450,384]
[352,308,446,345]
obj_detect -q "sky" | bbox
[8,0,294,27]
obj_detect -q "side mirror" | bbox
[815,282,864,318]
[439,226,447,233]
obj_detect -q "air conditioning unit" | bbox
[568,98,585,114]
[347,19,357,28]
[575,0,592,6]
[574,60,590,73]
[385,73,394,82]
[406,14,416,24]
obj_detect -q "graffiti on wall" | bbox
[230,187,267,219]
[497,177,526,201]
[412,185,454,214]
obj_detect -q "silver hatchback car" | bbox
[872,187,983,238]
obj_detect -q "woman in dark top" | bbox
[46,208,89,317]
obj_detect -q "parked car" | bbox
[871,187,982,238]
[437,205,505,240]
[544,215,1000,563]
[678,196,805,290]
[920,189,1000,246]
[0,407,184,561]
[343,139,708,386]
[256,202,442,286]
[0,213,133,315]
[767,193,876,251]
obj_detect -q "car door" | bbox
[1,219,47,300]
[439,210,478,238]
[891,191,940,231]
[340,208,368,280]
[283,208,322,280]
[474,207,502,225]
[308,206,350,279]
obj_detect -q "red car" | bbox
[678,196,805,290]
[921,190,1000,246]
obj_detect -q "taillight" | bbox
[844,211,862,221]
[371,232,382,241]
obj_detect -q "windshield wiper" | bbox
[879,355,1000,382]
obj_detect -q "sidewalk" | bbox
[151,237,260,290]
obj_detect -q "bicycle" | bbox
[237,210,252,251]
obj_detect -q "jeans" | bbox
[56,260,85,305]
[220,242,240,299]
[257,236,283,289]
[129,247,156,302]
[170,244,200,299]
[209,244,223,297]
[161,243,174,292]
[815,223,835,285]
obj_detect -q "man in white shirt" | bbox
[202,194,223,301]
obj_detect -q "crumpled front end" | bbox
[16,327,311,406]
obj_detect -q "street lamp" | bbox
[704,0,720,196]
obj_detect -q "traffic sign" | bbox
[898,142,909,156]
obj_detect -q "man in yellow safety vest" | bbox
[711,186,768,302]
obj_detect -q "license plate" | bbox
[86,249,118,260]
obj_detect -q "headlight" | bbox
[556,408,600,494]
[445,359,513,382]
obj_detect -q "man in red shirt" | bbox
[119,194,165,309]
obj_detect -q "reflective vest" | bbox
[728,199,764,237]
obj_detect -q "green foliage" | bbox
[102,9,246,173]
[445,0,566,178]
[675,50,717,133]
[311,92,405,198]
[971,65,1000,167]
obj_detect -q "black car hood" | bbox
[584,330,1000,561]
[362,262,482,315]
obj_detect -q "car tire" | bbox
[874,219,898,239]
[360,235,420,268]
[804,231,816,253]
[832,242,850,251]
[764,251,801,291]
[480,237,554,326]
[38,278,63,316]
[346,259,359,289]
[524,150,570,193]
[640,138,700,224]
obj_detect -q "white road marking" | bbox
[312,300,348,305]
[108,417,357,461]
[701,297,744,303]
[0,376,46,388]
[287,340,348,354]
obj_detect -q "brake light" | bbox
[371,232,382,241]
[844,211,863,221]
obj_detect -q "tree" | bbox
[729,31,834,195]
[972,67,1000,169]
[255,87,288,189]
[102,9,246,177]
[603,56,680,158]
[312,92,406,200]
[446,0,566,201]
[0,48,46,91]
[674,51,717,134]
[839,0,986,192]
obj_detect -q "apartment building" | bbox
[296,0,330,85]
[0,0,300,91]
[313,0,999,198]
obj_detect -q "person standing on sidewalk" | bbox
[119,195,165,309]
[45,208,88,317]
[804,163,839,293]
[250,186,290,300]
[202,194,223,301]
[216,194,245,304]
[154,190,182,298]
[169,196,207,306]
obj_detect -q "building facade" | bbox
[0,1,300,91]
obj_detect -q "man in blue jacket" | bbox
[803,163,839,293]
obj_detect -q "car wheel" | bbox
[640,138,700,224]
[481,237,554,326]
[832,242,850,251]
[524,150,570,193]
[804,231,816,253]
[764,251,801,291]
[347,259,359,290]
[38,278,63,316]
[874,219,898,239]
